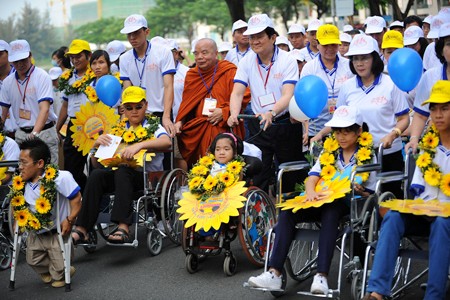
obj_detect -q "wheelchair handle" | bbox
[354,163,381,174]
[237,114,261,121]
[0,160,18,168]
[278,161,310,172]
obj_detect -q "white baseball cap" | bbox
[307,19,323,32]
[343,25,354,33]
[365,16,386,34]
[339,32,352,43]
[423,15,433,25]
[325,105,363,128]
[106,40,126,62]
[120,14,148,34]
[289,49,305,62]
[439,22,450,38]
[288,24,305,35]
[8,40,30,62]
[275,36,289,46]
[345,34,378,56]
[167,39,179,50]
[403,25,424,46]
[150,36,172,50]
[218,41,233,52]
[244,14,274,36]
[0,40,10,52]
[428,14,450,39]
[232,20,248,33]
[48,67,63,80]
[389,20,404,29]
[190,38,199,53]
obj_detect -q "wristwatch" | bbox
[269,110,277,119]
[32,131,39,137]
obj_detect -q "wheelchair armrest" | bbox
[355,163,381,174]
[0,160,18,168]
[278,161,310,172]
[376,171,406,183]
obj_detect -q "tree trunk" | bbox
[391,0,415,21]
[224,0,246,22]
[368,0,382,16]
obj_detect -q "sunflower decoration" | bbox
[58,67,96,96]
[70,101,120,156]
[8,164,59,232]
[380,199,450,218]
[177,181,247,232]
[417,126,450,196]
[0,132,9,182]
[319,132,374,183]
[84,86,99,103]
[277,176,352,212]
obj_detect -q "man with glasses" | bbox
[55,39,92,192]
[0,40,59,165]
[119,14,176,138]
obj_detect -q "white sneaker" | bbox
[310,274,329,295]
[157,221,165,232]
[248,271,282,290]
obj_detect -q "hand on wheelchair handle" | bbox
[227,115,240,128]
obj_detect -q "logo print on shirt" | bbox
[273,72,283,79]
[371,96,388,105]
[146,63,158,71]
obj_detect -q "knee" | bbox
[431,217,450,235]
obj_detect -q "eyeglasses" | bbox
[18,160,37,167]
[352,55,372,63]
[124,105,144,111]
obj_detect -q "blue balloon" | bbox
[95,75,122,107]
[388,48,423,92]
[294,75,328,119]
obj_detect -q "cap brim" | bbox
[421,98,450,105]
[365,27,383,34]
[319,38,342,45]
[345,48,374,57]
[122,97,145,104]
[120,25,143,34]
[109,54,120,62]
[324,119,355,128]
[288,30,304,34]
[8,52,30,62]
[306,27,319,32]
[233,25,247,33]
[243,26,268,36]
[50,75,59,80]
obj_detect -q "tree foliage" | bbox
[75,17,124,46]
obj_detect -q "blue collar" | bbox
[356,73,381,94]
[15,65,34,81]
[318,54,339,75]
[133,41,151,60]
[256,45,279,70]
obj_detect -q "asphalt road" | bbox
[0,228,443,300]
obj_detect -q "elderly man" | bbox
[175,38,249,168]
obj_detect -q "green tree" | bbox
[74,17,124,46]
[190,0,232,40]
[0,16,17,42]
[247,0,306,31]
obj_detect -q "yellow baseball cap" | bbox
[317,24,341,45]
[66,39,91,56]
[422,80,450,105]
[382,30,404,49]
[122,86,146,104]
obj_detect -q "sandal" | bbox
[107,228,130,244]
[72,229,89,245]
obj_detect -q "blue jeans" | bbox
[367,211,450,300]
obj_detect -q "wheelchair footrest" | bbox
[242,282,284,293]
[297,289,338,298]
[106,239,138,248]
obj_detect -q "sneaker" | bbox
[248,271,282,290]
[51,266,76,288]
[157,220,172,233]
[310,274,328,295]
[39,272,52,284]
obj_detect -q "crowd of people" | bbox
[0,8,449,299]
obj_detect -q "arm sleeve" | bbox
[55,171,81,200]
[281,56,299,85]
[36,73,54,104]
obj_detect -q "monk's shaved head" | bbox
[194,38,219,70]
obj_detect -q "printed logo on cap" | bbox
[12,43,24,51]
[335,107,349,118]
[432,18,444,27]
[127,16,137,24]
[404,30,414,38]
[368,18,381,26]
[310,20,321,26]
[441,23,450,31]
[354,36,368,47]
[250,16,261,25]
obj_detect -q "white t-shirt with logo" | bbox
[298,44,319,63]
[61,70,90,118]
[173,62,189,120]
[413,65,443,117]
[225,46,254,66]
[423,42,441,72]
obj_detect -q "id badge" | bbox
[328,97,337,114]
[202,97,217,116]
[258,93,276,107]
[19,109,31,120]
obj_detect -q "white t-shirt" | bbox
[309,148,377,192]
[0,66,56,128]
[210,161,227,177]
[173,62,189,120]
[423,42,441,72]
[234,46,298,115]
[2,136,20,173]
[61,70,90,118]
[337,74,410,154]
[119,41,176,113]
[225,46,254,66]
[410,145,450,202]
[110,64,119,75]
[413,64,444,117]
[24,170,80,233]
[298,44,319,63]
[0,66,18,133]
[301,54,353,136]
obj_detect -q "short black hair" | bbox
[404,15,423,28]
[435,36,450,64]
[208,133,243,156]
[263,27,277,39]
[19,138,51,165]
[416,37,429,59]
[349,51,384,77]
[90,50,112,69]
[55,47,71,68]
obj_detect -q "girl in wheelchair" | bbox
[248,106,377,294]
[71,86,171,245]
[363,81,450,300]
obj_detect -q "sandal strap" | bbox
[72,229,86,241]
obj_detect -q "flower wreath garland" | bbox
[320,131,375,182]
[110,114,160,144]
[9,164,59,232]
[416,124,450,196]
[58,67,96,98]
[188,154,246,201]
[0,132,8,182]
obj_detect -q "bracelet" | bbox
[409,136,419,140]
[66,216,74,226]
[392,127,402,137]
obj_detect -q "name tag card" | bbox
[258,93,276,107]
[328,97,337,114]
[19,109,31,120]
[202,98,217,116]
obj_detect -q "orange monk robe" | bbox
[176,60,250,167]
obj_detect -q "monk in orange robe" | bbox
[175,38,250,167]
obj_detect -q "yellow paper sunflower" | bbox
[422,132,439,149]
[416,152,432,168]
[203,175,218,191]
[358,132,373,147]
[440,174,450,197]
[321,165,336,180]
[380,199,450,218]
[12,175,24,190]
[319,152,335,166]
[424,168,441,187]
[70,101,120,156]
[15,209,30,227]
[45,166,57,180]
[357,147,372,162]
[10,195,25,207]
[177,181,247,232]
[227,161,243,174]
[35,197,52,214]
[323,137,339,152]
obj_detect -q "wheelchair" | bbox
[76,150,188,256]
[244,159,382,299]
[181,155,277,276]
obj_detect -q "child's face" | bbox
[430,102,450,131]
[18,150,44,182]
[214,138,234,164]
[123,100,147,125]
[334,128,360,150]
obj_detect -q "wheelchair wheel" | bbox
[83,229,98,254]
[0,238,12,270]
[238,187,277,267]
[223,254,237,276]
[185,253,198,274]
[350,271,363,300]
[270,267,287,298]
[285,223,319,281]
[160,168,187,245]
[147,229,163,256]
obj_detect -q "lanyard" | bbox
[307,44,319,60]
[15,65,35,105]
[442,62,448,80]
[198,62,218,96]
[134,42,151,88]
[256,47,277,92]
[236,46,249,63]
[319,55,338,96]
